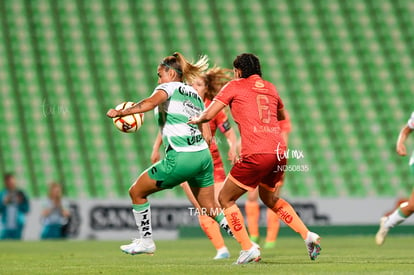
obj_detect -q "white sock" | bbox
[217,246,229,254]
[384,208,407,229]
[132,202,153,242]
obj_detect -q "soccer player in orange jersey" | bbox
[245,110,291,248]
[189,53,321,264]
[151,67,238,259]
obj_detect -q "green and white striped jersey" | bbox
[153,82,208,152]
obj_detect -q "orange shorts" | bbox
[228,154,286,192]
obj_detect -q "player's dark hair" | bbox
[160,52,208,83]
[4,172,14,182]
[233,53,262,78]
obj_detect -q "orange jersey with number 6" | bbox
[214,74,286,156]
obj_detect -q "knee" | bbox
[260,197,273,209]
[247,193,257,202]
[402,201,414,212]
[129,185,143,200]
[218,193,225,208]
[259,191,279,209]
[219,192,235,209]
[128,186,135,199]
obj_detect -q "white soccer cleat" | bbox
[213,247,230,260]
[251,241,260,250]
[235,244,261,264]
[120,238,156,255]
[305,232,321,261]
[375,216,389,245]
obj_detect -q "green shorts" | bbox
[146,148,214,189]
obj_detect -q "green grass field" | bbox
[0,236,414,274]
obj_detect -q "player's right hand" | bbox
[187,116,200,125]
[228,148,238,165]
[106,109,120,118]
[396,143,407,156]
[151,150,160,164]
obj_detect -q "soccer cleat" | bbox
[305,232,321,261]
[375,216,389,245]
[213,247,230,260]
[251,240,260,250]
[235,245,261,264]
[120,238,156,255]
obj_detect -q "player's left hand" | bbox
[396,142,407,156]
[106,109,120,118]
[228,148,238,165]
[151,150,161,164]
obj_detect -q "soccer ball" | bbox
[112,102,144,133]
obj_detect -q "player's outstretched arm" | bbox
[396,125,412,156]
[188,100,226,124]
[106,90,168,118]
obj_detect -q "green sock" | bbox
[132,201,150,212]
[214,212,225,223]
[397,207,409,218]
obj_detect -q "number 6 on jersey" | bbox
[256,94,270,124]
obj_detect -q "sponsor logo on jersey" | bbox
[178,86,202,103]
[183,100,202,117]
[255,80,265,88]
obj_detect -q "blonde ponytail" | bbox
[203,67,233,100]
[172,52,209,83]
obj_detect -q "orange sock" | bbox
[245,200,260,238]
[198,215,225,250]
[272,198,309,239]
[224,204,252,250]
[265,208,280,243]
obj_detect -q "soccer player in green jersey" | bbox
[107,52,231,255]
[376,112,414,245]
